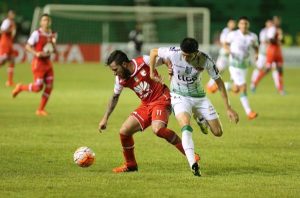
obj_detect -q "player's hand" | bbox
[227,107,239,124]
[98,118,108,133]
[35,51,50,58]
[150,73,164,83]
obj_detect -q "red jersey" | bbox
[114,56,170,104]
[28,29,57,69]
[0,18,16,46]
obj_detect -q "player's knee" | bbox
[119,125,132,136]
[151,122,166,134]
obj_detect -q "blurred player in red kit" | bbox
[0,10,16,87]
[252,16,285,95]
[12,14,57,116]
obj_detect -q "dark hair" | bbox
[41,13,51,19]
[238,16,249,22]
[180,38,199,53]
[106,50,130,66]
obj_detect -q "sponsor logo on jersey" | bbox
[133,81,151,99]
[177,75,197,84]
[185,66,192,74]
[140,69,146,76]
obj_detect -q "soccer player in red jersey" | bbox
[12,14,57,116]
[0,10,16,87]
[98,50,199,174]
[252,16,285,95]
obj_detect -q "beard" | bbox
[122,67,132,80]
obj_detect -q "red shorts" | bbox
[266,44,283,67]
[32,58,54,81]
[0,42,14,58]
[131,98,172,131]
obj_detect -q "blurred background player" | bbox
[128,23,143,57]
[250,19,273,91]
[98,50,197,173]
[252,16,285,95]
[12,14,57,116]
[0,10,16,87]
[149,38,239,176]
[224,16,259,120]
[206,19,236,93]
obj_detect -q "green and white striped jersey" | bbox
[158,47,220,98]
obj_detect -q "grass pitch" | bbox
[0,63,300,197]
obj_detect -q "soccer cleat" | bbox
[36,110,48,116]
[112,164,138,173]
[194,153,200,163]
[206,83,218,94]
[191,162,201,177]
[12,83,22,98]
[193,114,209,135]
[247,111,258,120]
[5,81,15,87]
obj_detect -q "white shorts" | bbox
[171,93,219,121]
[256,54,266,69]
[216,55,229,72]
[229,66,247,86]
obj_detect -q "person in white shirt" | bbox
[224,16,259,120]
[250,19,273,92]
[149,38,239,176]
[206,19,236,93]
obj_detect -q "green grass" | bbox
[0,63,300,197]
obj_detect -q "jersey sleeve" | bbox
[225,31,234,44]
[1,19,10,32]
[157,47,175,60]
[113,76,123,95]
[205,55,220,80]
[27,31,39,46]
[220,28,228,43]
[142,55,164,67]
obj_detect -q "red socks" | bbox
[120,134,137,167]
[156,127,185,155]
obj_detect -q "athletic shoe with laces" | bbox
[191,162,201,177]
[193,114,209,135]
[112,164,138,173]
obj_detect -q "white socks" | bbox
[182,128,195,168]
[240,95,251,114]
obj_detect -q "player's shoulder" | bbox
[249,31,258,39]
[199,51,215,65]
[161,46,181,53]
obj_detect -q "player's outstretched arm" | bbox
[98,93,120,132]
[149,48,158,79]
[215,77,239,123]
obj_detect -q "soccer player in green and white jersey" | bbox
[224,16,259,120]
[149,38,239,176]
[206,19,236,93]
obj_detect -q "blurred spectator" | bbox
[128,23,143,57]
